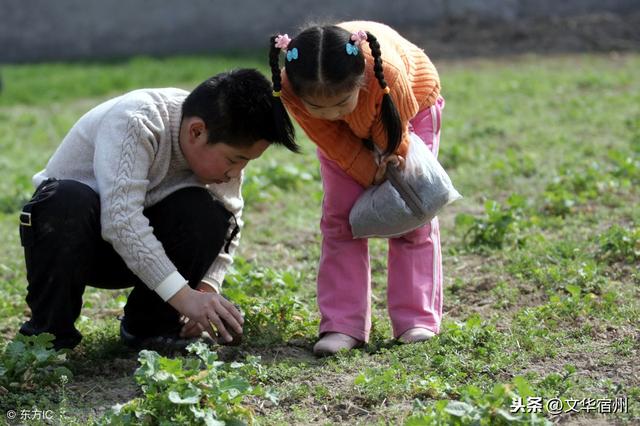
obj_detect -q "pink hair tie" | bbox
[350,30,368,46]
[274,34,292,50]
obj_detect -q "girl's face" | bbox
[301,89,360,121]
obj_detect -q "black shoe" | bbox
[119,320,213,354]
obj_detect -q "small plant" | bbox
[608,150,640,185]
[597,224,640,263]
[355,361,414,402]
[0,333,72,392]
[99,342,276,425]
[455,195,528,250]
[541,163,623,216]
[533,365,576,399]
[222,258,317,345]
[490,149,537,185]
[243,162,317,204]
[406,379,552,425]
[507,239,606,296]
[355,366,453,403]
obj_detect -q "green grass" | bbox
[0,53,639,425]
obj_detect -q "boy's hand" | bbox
[168,284,243,343]
[179,283,212,338]
[373,154,405,185]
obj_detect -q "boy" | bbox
[18,69,298,351]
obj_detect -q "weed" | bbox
[406,380,551,425]
[99,342,275,425]
[455,195,528,250]
[597,224,640,263]
[221,258,317,345]
[0,333,72,392]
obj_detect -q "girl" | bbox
[269,21,445,355]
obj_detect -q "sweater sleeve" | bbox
[94,104,187,302]
[283,97,378,187]
[201,176,244,292]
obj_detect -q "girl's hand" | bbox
[373,154,405,185]
[168,285,244,343]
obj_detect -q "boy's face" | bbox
[181,118,269,185]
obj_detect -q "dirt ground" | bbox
[403,12,640,57]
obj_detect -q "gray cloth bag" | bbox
[349,131,462,239]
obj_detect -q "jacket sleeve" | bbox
[94,104,187,302]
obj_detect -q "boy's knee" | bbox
[149,187,232,260]
[196,199,233,257]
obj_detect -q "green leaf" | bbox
[159,357,185,376]
[465,314,482,330]
[566,284,581,298]
[496,408,520,421]
[168,388,201,405]
[444,400,474,417]
[513,376,535,400]
[33,347,54,363]
[354,373,367,386]
[455,213,476,228]
[219,377,250,393]
[203,412,226,426]
[33,333,56,348]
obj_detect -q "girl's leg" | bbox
[317,149,371,342]
[387,97,445,338]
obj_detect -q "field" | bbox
[0,53,638,425]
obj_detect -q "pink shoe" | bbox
[398,327,436,343]
[313,332,362,356]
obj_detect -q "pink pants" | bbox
[317,97,445,342]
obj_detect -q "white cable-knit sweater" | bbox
[33,88,242,301]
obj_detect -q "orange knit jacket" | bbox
[281,21,441,187]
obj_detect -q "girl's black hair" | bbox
[270,26,401,156]
[182,68,299,152]
[268,36,299,153]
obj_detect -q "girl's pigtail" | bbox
[366,31,402,156]
[269,34,299,153]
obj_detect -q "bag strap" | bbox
[372,141,425,219]
[386,163,426,219]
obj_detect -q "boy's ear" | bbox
[188,117,208,144]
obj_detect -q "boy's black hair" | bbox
[269,26,401,156]
[182,68,298,152]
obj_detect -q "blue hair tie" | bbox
[286,48,299,62]
[345,43,359,56]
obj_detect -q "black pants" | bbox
[18,179,232,349]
